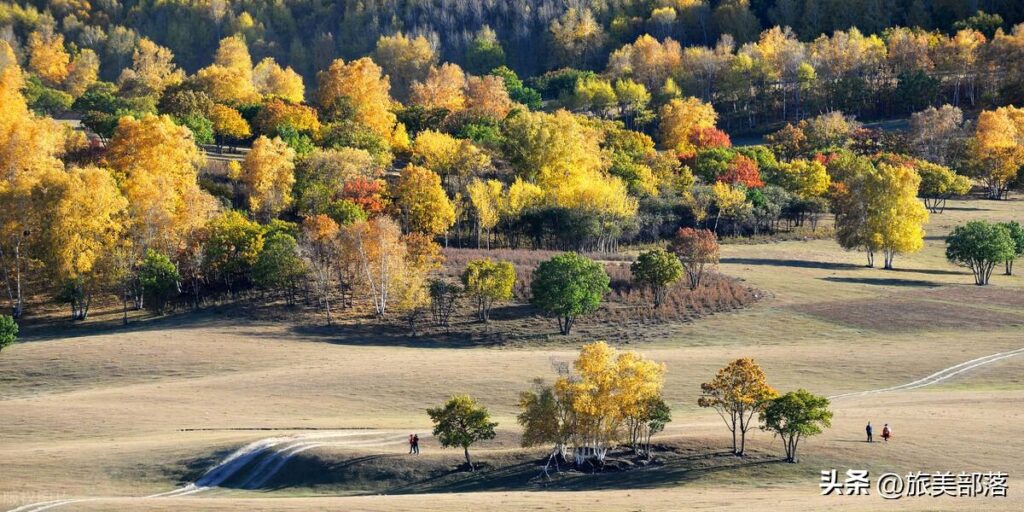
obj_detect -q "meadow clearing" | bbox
[1,196,1022,511]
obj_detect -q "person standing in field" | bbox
[412,434,420,454]
[866,422,873,443]
[409,434,415,454]
[881,424,891,443]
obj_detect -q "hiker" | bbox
[412,434,420,454]
[881,424,891,443]
[866,422,873,443]
[409,434,415,454]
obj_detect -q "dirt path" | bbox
[8,347,1022,512]
[8,430,426,512]
[828,347,1024,400]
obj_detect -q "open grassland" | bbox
[1,196,1022,511]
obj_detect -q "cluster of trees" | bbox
[4,11,1024,326]
[946,220,1024,285]
[698,358,832,463]
[430,344,833,475]
[4,0,1024,86]
[517,341,670,469]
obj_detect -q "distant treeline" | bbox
[2,0,1023,78]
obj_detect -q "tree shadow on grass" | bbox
[885,267,966,276]
[247,447,790,495]
[821,277,942,287]
[721,257,864,270]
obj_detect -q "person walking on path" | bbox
[881,424,892,443]
[412,434,420,454]
[866,422,873,442]
[409,434,415,454]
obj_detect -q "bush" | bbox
[0,315,18,353]
[139,250,181,314]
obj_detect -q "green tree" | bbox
[461,259,516,322]
[530,253,610,335]
[0,314,17,353]
[465,26,505,74]
[630,248,683,307]
[760,389,833,463]
[1000,221,1024,275]
[427,394,498,471]
[138,249,180,314]
[945,221,1016,285]
[253,232,306,304]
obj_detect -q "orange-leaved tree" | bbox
[698,358,778,456]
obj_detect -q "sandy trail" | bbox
[8,347,1022,512]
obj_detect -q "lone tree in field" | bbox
[999,221,1024,275]
[670,228,719,289]
[631,248,683,307]
[0,314,17,353]
[427,394,498,471]
[530,253,609,335]
[760,389,832,463]
[945,221,1016,285]
[461,259,516,322]
[698,358,778,456]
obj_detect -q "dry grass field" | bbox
[1,196,1022,511]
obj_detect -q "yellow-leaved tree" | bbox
[658,97,718,156]
[65,49,99,97]
[465,179,504,248]
[391,165,456,236]
[0,52,67,317]
[831,155,928,269]
[105,114,217,256]
[710,181,750,234]
[965,106,1024,199]
[117,38,185,96]
[27,28,70,86]
[316,58,397,140]
[869,162,929,270]
[236,136,297,221]
[253,57,304,103]
[371,32,437,100]
[769,159,831,199]
[411,130,491,193]
[502,109,637,220]
[209,104,251,150]
[698,358,777,456]
[410,63,468,112]
[37,166,128,320]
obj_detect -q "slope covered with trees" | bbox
[1,1,1023,337]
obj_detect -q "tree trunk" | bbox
[464,446,473,471]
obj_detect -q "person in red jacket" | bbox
[881,424,892,443]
